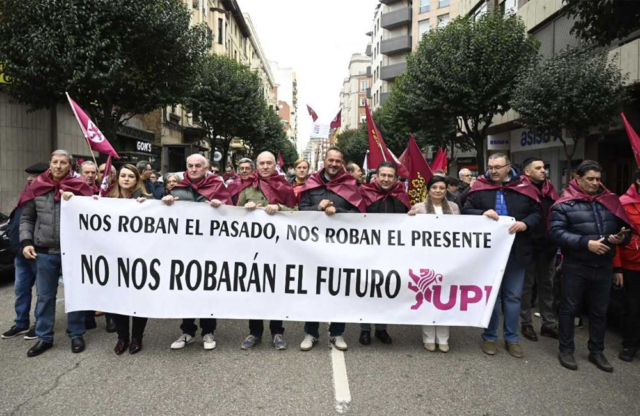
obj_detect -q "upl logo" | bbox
[408,269,492,311]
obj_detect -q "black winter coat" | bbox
[549,198,630,267]
[366,197,409,214]
[462,174,542,265]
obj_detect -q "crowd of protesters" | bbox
[3,146,639,373]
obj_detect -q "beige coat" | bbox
[410,195,460,215]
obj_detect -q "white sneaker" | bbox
[203,333,217,350]
[330,336,348,351]
[300,334,318,351]
[170,333,195,350]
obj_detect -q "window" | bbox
[218,19,223,44]
[473,2,488,21]
[500,0,517,15]
[437,13,450,28]
[420,0,430,14]
[361,80,368,91]
[439,0,450,8]
[360,115,367,125]
[360,98,366,107]
[419,19,431,37]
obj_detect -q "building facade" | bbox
[339,54,371,131]
[271,61,299,149]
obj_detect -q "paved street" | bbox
[0,277,639,416]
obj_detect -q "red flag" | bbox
[66,93,119,158]
[99,156,114,197]
[330,109,342,130]
[622,113,640,167]
[277,152,286,172]
[307,105,318,122]
[364,101,409,177]
[430,147,448,172]
[400,134,434,206]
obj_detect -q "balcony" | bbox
[365,44,372,57]
[381,35,412,55]
[366,88,372,99]
[379,0,403,4]
[380,61,407,81]
[366,66,372,78]
[381,7,412,30]
[380,92,391,106]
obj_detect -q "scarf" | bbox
[19,169,94,206]
[620,184,640,206]
[360,180,411,209]
[302,168,365,212]
[174,172,230,204]
[237,171,296,208]
[468,169,540,204]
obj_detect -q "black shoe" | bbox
[619,348,638,362]
[2,325,29,339]
[114,338,129,355]
[559,352,578,370]
[588,353,613,372]
[23,325,37,340]
[129,338,143,355]
[521,325,538,342]
[85,319,97,330]
[540,326,559,339]
[27,340,53,357]
[359,331,371,345]
[105,316,117,333]
[374,330,393,344]
[71,337,86,353]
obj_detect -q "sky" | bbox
[239,0,380,153]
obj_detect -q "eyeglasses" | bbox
[487,164,509,172]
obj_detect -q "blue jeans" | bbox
[14,255,37,329]
[482,256,526,343]
[35,252,85,343]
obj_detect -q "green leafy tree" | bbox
[185,54,265,164]
[248,104,298,166]
[511,47,626,184]
[0,0,209,141]
[389,12,538,171]
[564,0,640,47]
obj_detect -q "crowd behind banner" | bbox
[3,147,640,373]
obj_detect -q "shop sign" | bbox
[487,132,510,150]
[0,62,13,84]
[136,140,153,153]
[510,128,573,153]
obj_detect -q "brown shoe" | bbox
[521,325,538,342]
[482,340,497,355]
[540,326,559,339]
[505,342,524,358]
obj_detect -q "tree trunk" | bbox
[561,135,579,189]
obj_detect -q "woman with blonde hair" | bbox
[109,164,151,354]
[409,175,460,353]
[164,173,180,195]
[290,158,310,201]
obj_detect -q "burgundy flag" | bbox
[430,147,448,172]
[277,152,286,173]
[364,101,409,177]
[307,105,319,122]
[399,134,434,205]
[330,109,342,130]
[66,93,119,158]
[622,113,640,167]
[99,156,114,197]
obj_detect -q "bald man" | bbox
[163,154,230,351]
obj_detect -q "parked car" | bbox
[0,213,15,274]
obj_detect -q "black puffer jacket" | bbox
[549,197,630,267]
[462,170,542,265]
[299,178,360,213]
[366,197,409,214]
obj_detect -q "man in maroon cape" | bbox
[227,158,255,205]
[162,153,230,352]
[519,157,560,343]
[358,161,410,346]
[549,160,630,372]
[299,146,364,352]
[19,150,94,357]
[462,153,542,359]
[236,152,296,351]
[79,161,99,194]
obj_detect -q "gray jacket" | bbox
[20,190,61,253]
[169,186,208,203]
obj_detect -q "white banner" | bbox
[60,197,516,327]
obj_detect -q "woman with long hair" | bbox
[109,164,151,354]
[409,175,460,353]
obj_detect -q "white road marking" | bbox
[331,346,352,414]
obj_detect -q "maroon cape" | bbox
[620,184,640,206]
[19,169,94,206]
[302,168,365,212]
[227,178,244,201]
[237,171,296,208]
[360,180,411,210]
[554,179,633,231]
[523,177,559,201]
[468,174,541,203]
[174,172,230,204]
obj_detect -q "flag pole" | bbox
[66,92,99,167]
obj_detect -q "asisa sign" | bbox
[510,128,573,152]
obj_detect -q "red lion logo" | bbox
[408,269,443,310]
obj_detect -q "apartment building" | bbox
[271,61,299,148]
[339,54,372,131]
